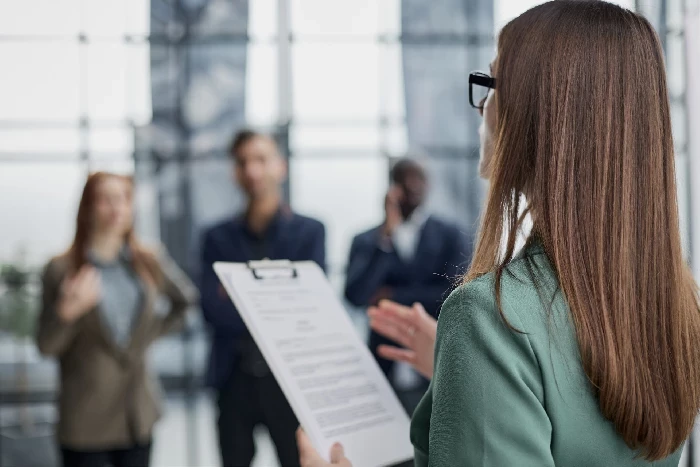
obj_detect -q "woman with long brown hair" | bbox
[297,1,700,465]
[36,172,197,467]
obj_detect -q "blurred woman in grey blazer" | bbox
[37,172,197,467]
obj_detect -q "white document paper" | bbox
[214,260,413,467]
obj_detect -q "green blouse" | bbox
[410,243,682,466]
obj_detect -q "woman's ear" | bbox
[484,90,498,131]
[479,91,498,180]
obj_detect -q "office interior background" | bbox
[0,0,699,465]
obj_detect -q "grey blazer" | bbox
[36,247,198,449]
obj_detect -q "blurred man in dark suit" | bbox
[345,157,470,410]
[199,130,325,467]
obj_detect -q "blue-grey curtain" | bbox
[147,0,249,274]
[401,0,494,234]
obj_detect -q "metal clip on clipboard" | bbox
[247,259,298,280]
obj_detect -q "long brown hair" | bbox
[65,172,160,286]
[467,1,700,459]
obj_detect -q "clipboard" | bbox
[247,259,298,279]
[214,260,414,467]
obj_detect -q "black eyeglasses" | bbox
[469,72,496,111]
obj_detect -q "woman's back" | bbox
[410,242,682,466]
[296,2,700,465]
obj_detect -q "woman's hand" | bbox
[58,265,101,322]
[297,428,352,467]
[368,300,437,379]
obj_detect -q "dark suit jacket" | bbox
[36,248,197,449]
[344,215,471,318]
[199,208,326,389]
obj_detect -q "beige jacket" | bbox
[36,249,198,449]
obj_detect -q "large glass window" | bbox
[0,2,152,466]
[287,0,403,290]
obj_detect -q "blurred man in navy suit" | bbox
[345,157,471,410]
[199,130,325,467]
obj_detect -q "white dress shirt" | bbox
[390,207,429,390]
[392,207,429,263]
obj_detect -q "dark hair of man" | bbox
[228,129,264,159]
[390,157,425,184]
